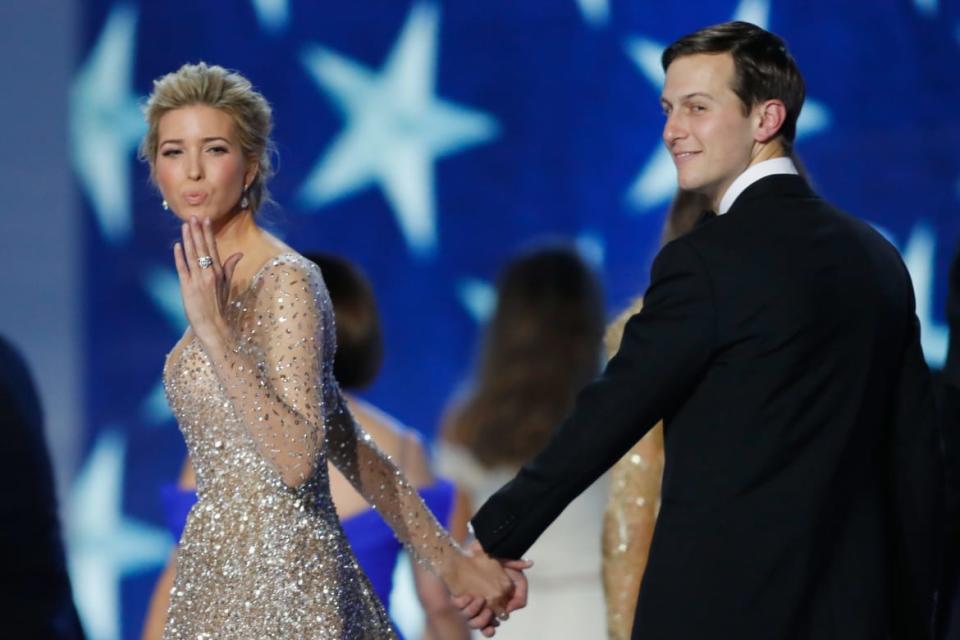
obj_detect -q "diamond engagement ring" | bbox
[197,255,214,269]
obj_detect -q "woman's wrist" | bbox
[196,320,234,357]
[439,546,468,590]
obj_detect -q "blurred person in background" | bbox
[0,334,85,639]
[599,294,663,640]
[439,244,606,638]
[142,253,470,640]
[138,61,522,639]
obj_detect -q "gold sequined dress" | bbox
[600,298,665,640]
[161,253,453,639]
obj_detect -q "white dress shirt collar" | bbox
[717,156,799,215]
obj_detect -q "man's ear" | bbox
[753,99,787,143]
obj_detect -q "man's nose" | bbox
[662,113,686,147]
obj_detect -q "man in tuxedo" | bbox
[0,335,85,638]
[468,21,944,639]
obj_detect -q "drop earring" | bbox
[162,199,169,211]
[240,185,249,209]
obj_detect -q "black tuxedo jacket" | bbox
[472,175,944,639]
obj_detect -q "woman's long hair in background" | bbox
[444,244,605,468]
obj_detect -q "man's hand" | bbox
[451,541,533,636]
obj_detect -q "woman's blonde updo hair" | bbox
[139,62,275,213]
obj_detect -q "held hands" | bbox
[448,541,532,637]
[173,216,243,346]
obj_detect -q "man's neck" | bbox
[750,140,786,166]
[716,155,799,214]
[709,141,788,211]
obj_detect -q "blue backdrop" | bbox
[68,1,960,637]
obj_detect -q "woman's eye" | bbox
[207,146,228,154]
[161,149,182,157]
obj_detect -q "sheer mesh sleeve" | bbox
[206,254,462,578]
[204,255,330,488]
[602,423,664,640]
[325,389,462,578]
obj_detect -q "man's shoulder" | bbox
[813,201,906,270]
[672,192,906,287]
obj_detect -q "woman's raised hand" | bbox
[173,216,243,346]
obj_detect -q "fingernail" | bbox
[204,217,211,226]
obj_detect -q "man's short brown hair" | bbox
[662,21,806,147]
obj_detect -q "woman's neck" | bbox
[212,210,259,261]
[211,211,282,294]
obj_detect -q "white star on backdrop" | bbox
[871,221,948,367]
[576,231,606,269]
[913,0,937,17]
[575,0,611,27]
[67,430,171,640]
[900,223,948,366]
[297,2,500,258]
[734,0,771,27]
[70,3,145,244]
[140,266,186,425]
[623,0,832,211]
[142,382,173,425]
[250,0,289,33]
[144,266,187,331]
[457,278,497,324]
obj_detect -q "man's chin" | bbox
[677,176,707,195]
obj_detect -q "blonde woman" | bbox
[142,254,470,639]
[141,62,525,638]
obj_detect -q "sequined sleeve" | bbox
[204,256,331,488]
[324,389,462,578]
[602,423,663,640]
[207,255,462,578]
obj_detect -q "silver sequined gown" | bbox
[161,253,454,639]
